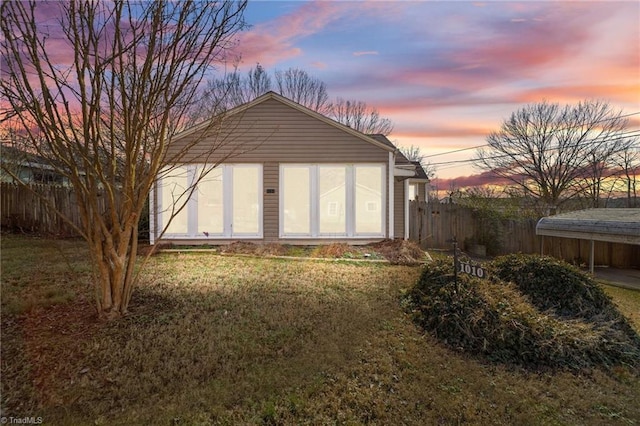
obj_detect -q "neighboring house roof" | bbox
[0,145,65,182]
[536,208,640,245]
[176,91,396,154]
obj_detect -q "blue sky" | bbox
[232,0,640,185]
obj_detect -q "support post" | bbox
[589,239,595,274]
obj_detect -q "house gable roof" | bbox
[176,91,396,153]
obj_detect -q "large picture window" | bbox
[197,167,224,235]
[355,166,383,234]
[282,167,310,235]
[158,164,262,238]
[159,166,190,235]
[280,164,385,238]
[319,166,346,235]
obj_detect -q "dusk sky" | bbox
[232,0,640,185]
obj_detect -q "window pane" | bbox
[355,166,383,234]
[319,166,346,235]
[409,184,417,201]
[282,167,310,235]
[161,166,189,234]
[232,166,260,234]
[197,167,224,235]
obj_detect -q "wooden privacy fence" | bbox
[0,182,96,235]
[409,201,639,268]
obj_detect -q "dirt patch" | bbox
[164,240,428,264]
[371,239,427,265]
[20,299,102,407]
[310,243,353,258]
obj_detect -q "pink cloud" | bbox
[353,51,379,57]
[234,2,343,67]
[514,84,640,106]
[435,171,514,190]
[394,126,493,139]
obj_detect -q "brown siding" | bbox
[167,98,390,163]
[263,163,279,241]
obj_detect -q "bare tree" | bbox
[399,145,436,179]
[568,102,637,207]
[274,68,330,114]
[191,63,272,124]
[475,100,635,213]
[1,0,247,318]
[197,66,395,136]
[246,63,272,100]
[331,98,393,136]
[613,144,640,207]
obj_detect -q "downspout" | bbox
[388,151,395,239]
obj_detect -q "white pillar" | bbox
[404,179,410,240]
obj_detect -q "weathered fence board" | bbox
[0,182,97,235]
[410,201,639,268]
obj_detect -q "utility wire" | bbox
[422,110,640,160]
[427,129,640,167]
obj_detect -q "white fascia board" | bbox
[394,166,416,177]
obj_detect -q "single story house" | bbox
[0,145,69,185]
[150,91,428,245]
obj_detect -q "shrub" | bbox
[371,239,426,265]
[406,257,640,370]
[490,254,613,319]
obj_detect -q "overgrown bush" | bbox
[490,254,613,319]
[371,239,426,265]
[406,257,640,370]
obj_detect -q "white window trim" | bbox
[157,165,191,237]
[279,163,386,239]
[158,163,263,239]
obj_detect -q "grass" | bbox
[164,240,427,264]
[1,234,639,425]
[601,284,640,331]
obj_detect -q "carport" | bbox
[536,208,640,274]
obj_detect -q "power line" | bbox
[422,110,640,160]
[427,130,640,167]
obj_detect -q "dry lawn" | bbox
[1,234,639,425]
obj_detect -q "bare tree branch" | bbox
[475,100,636,213]
[0,0,248,318]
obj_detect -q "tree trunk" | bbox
[90,223,138,319]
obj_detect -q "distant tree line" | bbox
[189,64,394,136]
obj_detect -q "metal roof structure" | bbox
[536,208,640,273]
[536,208,640,245]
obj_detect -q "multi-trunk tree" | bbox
[475,100,637,213]
[0,0,248,318]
